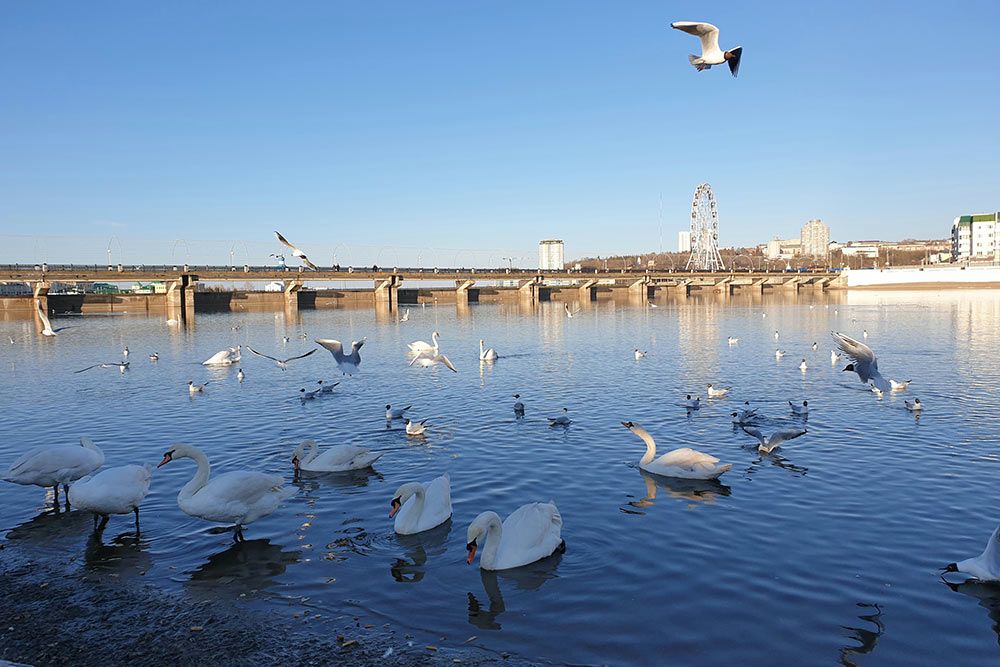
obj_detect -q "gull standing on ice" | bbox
[274,231,319,270]
[832,332,891,393]
[741,426,807,454]
[670,21,743,77]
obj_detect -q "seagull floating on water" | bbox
[513,394,525,414]
[274,230,319,270]
[564,303,580,319]
[799,359,808,371]
[870,383,883,398]
[728,337,739,345]
[707,384,730,398]
[890,379,911,391]
[731,406,759,425]
[149,352,158,361]
[831,350,841,363]
[386,404,411,420]
[405,418,429,436]
[246,346,317,371]
[789,400,808,416]
[775,349,786,359]
[811,342,818,351]
[400,308,410,322]
[634,349,647,360]
[299,388,320,401]
[237,368,245,383]
[188,381,209,394]
[905,398,922,412]
[316,338,365,375]
[317,380,339,393]
[670,21,743,77]
[548,408,572,426]
[741,426,807,454]
[832,332,891,393]
[684,395,701,410]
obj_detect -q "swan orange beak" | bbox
[157,454,172,468]
[389,498,401,518]
[466,542,477,565]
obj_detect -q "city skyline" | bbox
[1,2,997,260]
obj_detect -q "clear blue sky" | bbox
[1,1,997,263]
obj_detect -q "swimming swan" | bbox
[466,501,565,570]
[390,473,452,535]
[621,421,731,480]
[291,440,382,472]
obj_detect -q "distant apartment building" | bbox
[538,239,565,271]
[678,231,691,253]
[801,219,830,258]
[839,242,880,258]
[952,213,999,261]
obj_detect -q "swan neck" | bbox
[304,441,318,464]
[635,428,657,465]
[179,449,211,500]
[479,513,503,569]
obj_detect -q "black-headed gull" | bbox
[904,398,922,412]
[548,408,572,426]
[943,524,1000,581]
[670,21,743,77]
[832,332,891,393]
[247,346,317,371]
[316,338,365,375]
[386,404,411,420]
[799,359,808,371]
[789,400,808,416]
[187,381,209,394]
[76,362,130,374]
[405,418,429,436]
[513,394,525,414]
[684,395,701,410]
[707,384,730,398]
[634,349,647,360]
[274,231,319,270]
[890,379,911,391]
[741,426,807,454]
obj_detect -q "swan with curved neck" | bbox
[408,331,440,353]
[5,437,104,506]
[158,444,294,542]
[621,422,731,480]
[479,339,498,361]
[389,473,451,534]
[466,501,564,571]
[291,440,381,472]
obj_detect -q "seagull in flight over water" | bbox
[315,338,365,375]
[76,362,130,374]
[832,332,891,393]
[670,21,743,77]
[741,426,807,454]
[274,231,319,270]
[247,346,317,371]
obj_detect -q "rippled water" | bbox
[3,289,1000,665]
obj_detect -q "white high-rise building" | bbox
[538,240,565,270]
[952,213,999,261]
[678,231,691,253]
[801,219,830,258]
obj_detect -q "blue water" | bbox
[2,289,1000,665]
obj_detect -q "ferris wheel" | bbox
[685,183,725,271]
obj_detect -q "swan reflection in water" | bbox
[467,551,563,631]
[944,580,1000,647]
[839,602,884,666]
[184,539,301,597]
[292,467,384,496]
[622,468,731,514]
[390,520,452,583]
[82,531,154,578]
[5,506,92,544]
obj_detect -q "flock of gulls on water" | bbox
[5,224,989,579]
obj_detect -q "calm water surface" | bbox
[3,290,1000,665]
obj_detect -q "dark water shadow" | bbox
[944,579,1000,647]
[743,449,809,479]
[82,531,154,578]
[622,468,732,514]
[183,539,301,598]
[5,506,92,544]
[389,520,452,583]
[467,551,563,631]
[292,467,384,495]
[839,602,885,666]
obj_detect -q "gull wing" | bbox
[301,256,318,271]
[246,346,280,363]
[437,354,458,372]
[35,299,53,331]
[315,339,345,359]
[768,428,807,449]
[831,331,889,390]
[670,21,720,55]
[727,46,742,77]
[741,426,767,447]
[274,231,299,253]
[282,348,317,363]
[75,364,105,373]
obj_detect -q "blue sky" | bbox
[1,1,997,264]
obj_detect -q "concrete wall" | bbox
[846,265,1000,287]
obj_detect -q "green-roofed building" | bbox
[952,212,999,261]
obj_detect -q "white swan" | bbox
[480,339,498,361]
[203,346,241,366]
[291,440,381,472]
[35,299,58,336]
[670,21,743,77]
[4,437,105,505]
[390,473,452,535]
[68,464,152,532]
[621,421,731,480]
[157,444,295,542]
[408,331,440,354]
[316,338,365,375]
[466,501,564,571]
[943,524,1000,581]
[742,426,807,454]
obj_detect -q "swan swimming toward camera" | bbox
[466,501,564,570]
[390,473,452,535]
[480,339,498,361]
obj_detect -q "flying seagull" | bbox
[316,338,365,375]
[274,231,319,270]
[670,21,742,77]
[247,345,317,370]
[35,299,68,336]
[741,426,807,454]
[832,332,891,393]
[75,362,130,374]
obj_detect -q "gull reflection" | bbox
[467,551,563,631]
[389,520,452,583]
[944,580,1000,647]
[839,602,885,666]
[743,450,809,478]
[185,539,301,595]
[622,468,731,514]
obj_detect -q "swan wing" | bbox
[419,474,453,530]
[5,445,102,484]
[313,445,370,469]
[670,21,720,55]
[654,447,720,467]
[497,502,563,569]
[203,349,231,365]
[68,464,151,512]
[197,471,288,511]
